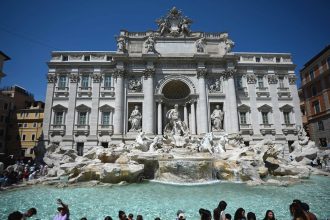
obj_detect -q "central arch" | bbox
[162,80,190,99]
[155,75,196,95]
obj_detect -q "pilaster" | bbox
[113,68,126,135]
[142,66,155,134]
[197,68,209,134]
[43,73,56,142]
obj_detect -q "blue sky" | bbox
[1,0,329,101]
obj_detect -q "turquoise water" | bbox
[1,176,329,220]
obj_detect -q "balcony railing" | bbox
[282,123,297,135]
[49,124,66,136]
[256,87,270,98]
[98,124,114,136]
[259,124,275,135]
[73,124,90,135]
[100,86,115,97]
[239,124,253,135]
[277,87,291,98]
[77,86,92,97]
[54,87,69,97]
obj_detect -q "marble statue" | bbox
[297,126,309,145]
[211,105,224,131]
[145,35,156,53]
[156,18,169,36]
[199,132,228,154]
[148,136,164,152]
[181,17,192,36]
[129,106,142,132]
[199,132,214,154]
[117,37,126,52]
[196,37,205,53]
[164,104,188,136]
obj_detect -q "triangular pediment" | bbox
[258,104,272,112]
[76,104,91,111]
[52,104,67,111]
[99,104,114,112]
[237,104,250,112]
[280,104,293,112]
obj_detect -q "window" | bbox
[317,121,324,130]
[58,75,67,89]
[257,76,264,88]
[104,75,111,88]
[35,112,39,117]
[283,112,290,124]
[25,112,29,117]
[23,123,27,128]
[309,70,314,80]
[31,134,35,141]
[256,57,261,62]
[106,56,112,61]
[311,86,317,96]
[262,112,269,124]
[62,55,68,61]
[20,112,24,117]
[33,122,37,128]
[22,134,26,141]
[235,76,243,89]
[78,112,87,125]
[102,112,110,125]
[278,77,284,88]
[239,112,247,124]
[54,112,64,125]
[81,75,89,89]
[18,123,22,127]
[30,148,34,154]
[84,55,90,61]
[319,138,327,147]
[4,103,8,110]
[276,57,281,63]
[313,101,320,113]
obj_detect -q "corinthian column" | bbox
[142,67,155,134]
[224,68,239,134]
[157,101,162,135]
[113,68,125,134]
[197,68,209,134]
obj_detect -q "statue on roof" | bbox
[156,7,193,37]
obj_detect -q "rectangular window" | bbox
[309,70,314,80]
[33,122,37,128]
[77,142,84,156]
[22,134,26,141]
[262,112,269,124]
[257,76,264,88]
[31,134,35,141]
[102,112,110,125]
[25,112,29,117]
[276,57,281,63]
[54,112,63,125]
[106,56,112,61]
[313,101,320,113]
[58,75,67,89]
[104,75,111,88]
[78,112,87,125]
[23,123,27,128]
[283,112,290,124]
[256,57,261,62]
[240,112,247,124]
[278,77,284,88]
[35,112,39,117]
[84,55,90,61]
[317,121,324,130]
[62,55,68,61]
[81,75,89,89]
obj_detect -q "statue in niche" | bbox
[195,37,206,53]
[129,105,142,132]
[164,104,188,136]
[128,78,142,92]
[145,35,156,53]
[211,105,224,131]
[209,78,222,93]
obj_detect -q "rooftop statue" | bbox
[156,7,193,37]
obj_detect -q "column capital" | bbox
[246,74,257,84]
[143,67,155,79]
[268,75,278,84]
[222,69,237,80]
[197,68,208,78]
[113,68,126,79]
[92,73,102,83]
[47,74,57,83]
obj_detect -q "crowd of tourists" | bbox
[0,159,47,187]
[7,198,320,220]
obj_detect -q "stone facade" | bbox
[43,7,302,153]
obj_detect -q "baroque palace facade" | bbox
[43,8,302,153]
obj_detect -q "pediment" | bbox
[76,104,91,111]
[52,104,67,111]
[99,104,114,112]
[258,104,272,112]
[280,104,293,112]
[237,104,250,112]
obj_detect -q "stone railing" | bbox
[277,87,291,98]
[54,86,69,97]
[239,124,253,135]
[77,86,92,97]
[256,87,270,98]
[49,124,66,136]
[100,86,115,98]
[260,124,275,135]
[73,124,90,135]
[98,124,114,136]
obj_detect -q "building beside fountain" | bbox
[43,7,302,153]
